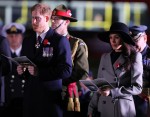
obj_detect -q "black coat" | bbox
[0,35,11,106]
[21,28,72,117]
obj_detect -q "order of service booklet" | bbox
[1,54,36,67]
[79,78,115,92]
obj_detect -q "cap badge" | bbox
[66,10,72,16]
[10,25,17,32]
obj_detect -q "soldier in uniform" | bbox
[130,25,150,117]
[1,23,26,117]
[51,4,89,117]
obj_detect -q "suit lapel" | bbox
[42,28,54,43]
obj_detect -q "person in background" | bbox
[1,23,25,117]
[0,35,11,114]
[130,25,150,117]
[16,3,72,117]
[88,22,143,117]
[51,4,89,117]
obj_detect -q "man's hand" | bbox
[17,65,24,75]
[27,65,38,76]
[88,113,92,117]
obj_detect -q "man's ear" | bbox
[65,20,70,25]
[144,34,147,42]
[45,16,50,22]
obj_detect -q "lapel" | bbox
[43,28,54,43]
[35,28,54,56]
[112,54,125,77]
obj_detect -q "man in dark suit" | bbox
[1,23,26,117]
[16,3,72,117]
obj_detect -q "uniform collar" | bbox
[141,44,148,57]
[36,27,50,41]
[11,45,22,56]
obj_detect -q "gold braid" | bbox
[71,39,79,65]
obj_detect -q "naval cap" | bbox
[2,23,25,37]
[129,25,147,41]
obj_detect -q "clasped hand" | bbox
[98,87,111,96]
[17,65,38,76]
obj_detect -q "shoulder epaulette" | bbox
[69,35,88,57]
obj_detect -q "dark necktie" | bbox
[11,52,17,58]
[37,36,42,44]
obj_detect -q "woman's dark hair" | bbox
[122,42,136,70]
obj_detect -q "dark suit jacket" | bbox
[21,28,72,117]
[0,35,11,106]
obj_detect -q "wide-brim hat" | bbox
[98,22,135,45]
[52,4,77,22]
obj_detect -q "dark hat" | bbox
[129,25,147,42]
[2,23,25,37]
[98,22,135,45]
[52,4,77,22]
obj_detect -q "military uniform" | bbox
[1,23,26,117]
[130,25,150,117]
[63,35,89,85]
[51,4,89,117]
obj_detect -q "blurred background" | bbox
[0,0,150,78]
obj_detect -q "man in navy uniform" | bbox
[51,4,89,117]
[1,23,26,117]
[16,3,72,117]
[130,25,150,117]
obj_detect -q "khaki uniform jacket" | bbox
[63,35,89,86]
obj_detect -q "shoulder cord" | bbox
[71,39,79,66]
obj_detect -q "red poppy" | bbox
[116,63,120,68]
[43,39,50,45]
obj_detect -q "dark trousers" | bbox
[133,95,148,117]
[2,97,23,117]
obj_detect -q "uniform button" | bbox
[22,80,25,83]
[103,100,106,104]
[10,79,14,83]
[11,75,15,78]
[21,90,24,93]
[11,89,14,92]
[22,84,24,88]
[102,68,105,70]
[112,100,115,103]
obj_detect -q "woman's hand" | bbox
[98,87,111,96]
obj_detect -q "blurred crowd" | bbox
[0,2,150,117]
